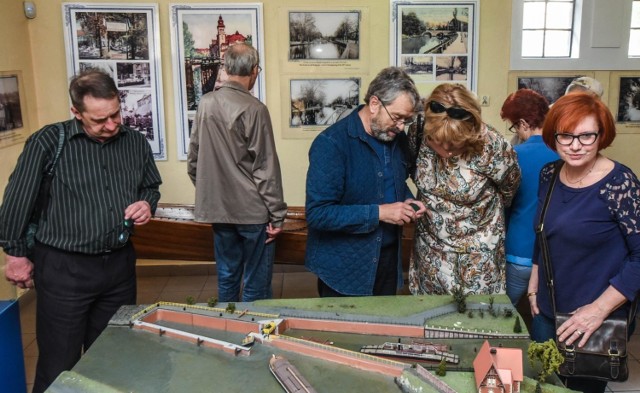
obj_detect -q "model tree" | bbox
[226,302,236,314]
[451,286,467,313]
[436,358,447,376]
[207,297,218,308]
[513,316,522,333]
[185,296,196,305]
[527,339,564,383]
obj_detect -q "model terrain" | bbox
[47,294,577,393]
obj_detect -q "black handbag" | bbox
[536,162,636,382]
[25,123,66,252]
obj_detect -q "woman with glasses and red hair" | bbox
[500,89,559,308]
[527,92,640,393]
[408,83,521,296]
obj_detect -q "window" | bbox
[630,1,640,57]
[521,0,576,57]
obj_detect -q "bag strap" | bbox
[536,162,562,314]
[536,161,639,324]
[31,123,66,223]
[46,123,66,176]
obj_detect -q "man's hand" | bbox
[405,199,426,218]
[379,202,418,225]
[265,223,282,244]
[125,201,152,225]
[4,255,34,289]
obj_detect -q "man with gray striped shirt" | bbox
[0,69,162,392]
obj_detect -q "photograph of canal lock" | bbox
[394,3,477,93]
[290,78,360,127]
[289,12,360,60]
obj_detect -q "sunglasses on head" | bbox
[428,101,471,120]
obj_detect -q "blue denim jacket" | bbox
[305,106,414,295]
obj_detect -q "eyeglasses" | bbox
[118,218,134,244]
[376,96,416,129]
[554,132,599,146]
[428,101,472,120]
[104,218,134,251]
[256,65,262,73]
[508,122,520,133]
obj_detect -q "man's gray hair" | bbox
[364,67,420,110]
[224,43,259,77]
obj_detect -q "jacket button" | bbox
[373,258,377,263]
[377,172,383,177]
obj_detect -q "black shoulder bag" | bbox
[536,162,636,382]
[25,123,66,252]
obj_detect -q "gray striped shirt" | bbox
[0,119,162,256]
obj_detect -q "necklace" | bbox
[564,156,598,185]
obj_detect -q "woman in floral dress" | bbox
[409,83,521,295]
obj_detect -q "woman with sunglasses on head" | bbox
[500,89,558,308]
[527,92,640,393]
[408,83,521,296]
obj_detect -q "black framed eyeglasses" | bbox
[118,218,134,244]
[376,96,416,129]
[508,121,520,133]
[554,132,599,146]
[428,101,471,120]
[104,218,134,251]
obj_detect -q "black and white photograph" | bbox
[402,56,434,77]
[289,12,360,60]
[171,4,264,160]
[392,1,478,93]
[290,78,360,127]
[517,76,579,105]
[75,12,149,60]
[116,62,151,88]
[63,3,166,160]
[0,75,23,132]
[79,62,116,80]
[119,90,154,141]
[617,77,640,123]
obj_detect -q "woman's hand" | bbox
[556,286,627,347]
[528,264,539,316]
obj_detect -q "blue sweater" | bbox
[505,135,559,266]
[305,106,413,295]
[534,162,640,318]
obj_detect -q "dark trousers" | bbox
[318,243,399,297]
[32,242,137,393]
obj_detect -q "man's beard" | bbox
[370,115,399,142]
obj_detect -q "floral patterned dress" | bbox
[409,124,521,295]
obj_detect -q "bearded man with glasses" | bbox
[305,66,426,297]
[408,83,521,297]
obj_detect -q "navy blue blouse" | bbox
[534,160,640,318]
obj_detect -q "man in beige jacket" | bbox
[187,43,287,302]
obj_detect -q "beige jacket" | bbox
[187,81,287,226]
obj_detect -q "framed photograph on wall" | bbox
[0,70,28,149]
[507,71,593,105]
[62,3,167,160]
[283,76,360,138]
[170,3,264,160]
[277,7,370,74]
[390,0,479,97]
[610,72,640,132]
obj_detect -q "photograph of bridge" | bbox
[391,1,478,94]
[289,11,360,61]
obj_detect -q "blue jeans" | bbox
[213,223,274,302]
[532,313,608,393]
[506,263,531,306]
